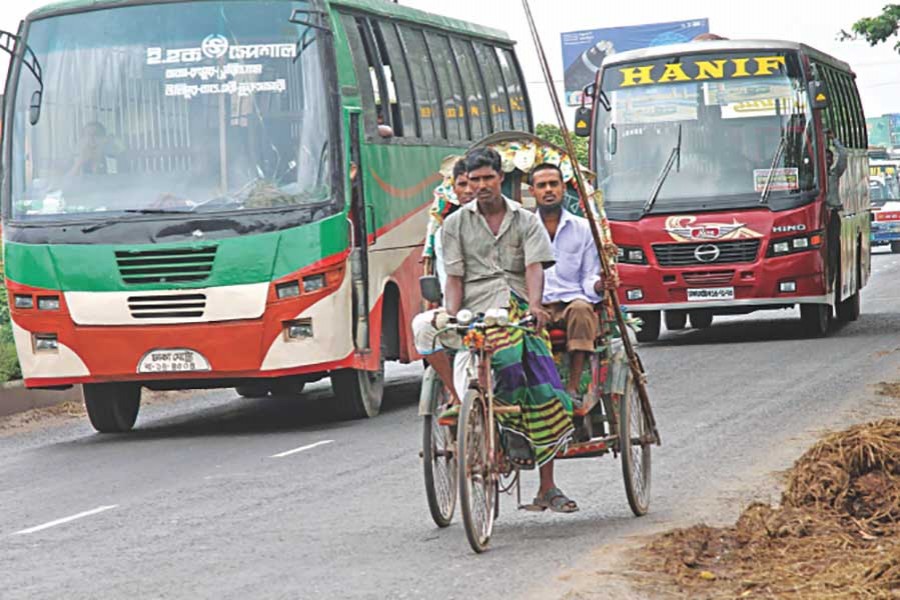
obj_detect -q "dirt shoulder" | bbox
[544,383,900,600]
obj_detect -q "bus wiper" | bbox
[643,123,682,217]
[124,208,194,214]
[759,132,787,205]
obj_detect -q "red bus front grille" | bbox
[682,270,735,286]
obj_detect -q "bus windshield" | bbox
[8,0,332,222]
[595,51,817,218]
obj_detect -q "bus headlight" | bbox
[302,274,326,293]
[37,296,60,311]
[14,295,34,309]
[617,246,647,265]
[275,281,301,299]
[768,232,823,257]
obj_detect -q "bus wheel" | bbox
[689,311,713,329]
[331,358,384,419]
[634,311,660,343]
[664,310,687,331]
[800,304,830,337]
[83,383,141,433]
[891,241,900,254]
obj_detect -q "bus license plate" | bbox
[137,349,211,374]
[687,287,734,302]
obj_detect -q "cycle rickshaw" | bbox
[418,132,660,553]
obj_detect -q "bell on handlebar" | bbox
[456,309,475,326]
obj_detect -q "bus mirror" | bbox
[582,82,596,101]
[809,80,829,110]
[574,106,593,138]
[28,90,42,125]
[607,124,618,155]
[419,275,442,304]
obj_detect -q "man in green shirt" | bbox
[441,148,578,513]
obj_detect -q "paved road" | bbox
[4,249,900,600]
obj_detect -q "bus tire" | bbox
[688,310,713,329]
[891,241,900,254]
[83,383,141,433]
[664,310,687,331]
[331,360,384,420]
[800,304,830,337]
[634,311,660,343]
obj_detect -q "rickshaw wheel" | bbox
[458,389,496,553]
[619,372,652,516]
[422,369,457,528]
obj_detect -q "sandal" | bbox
[533,487,579,513]
[437,404,460,427]
[504,432,535,470]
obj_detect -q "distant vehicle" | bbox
[581,39,870,339]
[0,0,532,432]
[869,160,900,251]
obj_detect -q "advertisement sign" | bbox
[890,114,900,146]
[867,116,892,148]
[561,18,710,106]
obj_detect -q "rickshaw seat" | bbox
[548,328,567,351]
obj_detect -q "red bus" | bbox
[583,40,870,340]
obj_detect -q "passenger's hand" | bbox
[529,306,551,331]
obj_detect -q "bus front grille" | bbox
[127,293,206,319]
[115,246,217,285]
[682,270,736,286]
[653,240,760,267]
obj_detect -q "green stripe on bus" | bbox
[4,212,349,291]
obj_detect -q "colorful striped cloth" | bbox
[422,180,458,260]
[488,294,574,467]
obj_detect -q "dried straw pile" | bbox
[633,419,900,599]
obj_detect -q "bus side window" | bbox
[371,20,415,138]
[451,38,490,140]
[474,42,513,132]
[339,14,383,138]
[396,26,442,140]
[425,32,468,142]
[496,47,532,132]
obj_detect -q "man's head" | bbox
[464,148,504,205]
[529,163,565,215]
[452,159,474,205]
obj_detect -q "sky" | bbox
[0,0,898,125]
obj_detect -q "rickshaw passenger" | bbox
[411,160,473,405]
[530,163,611,402]
[441,148,579,513]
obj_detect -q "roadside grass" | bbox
[0,263,23,382]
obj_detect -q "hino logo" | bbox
[694,244,721,263]
[772,224,807,233]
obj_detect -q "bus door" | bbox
[348,111,374,352]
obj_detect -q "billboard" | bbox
[867,116,892,148]
[561,18,710,106]
[891,114,900,147]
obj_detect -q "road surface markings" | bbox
[12,505,118,536]
[270,439,334,458]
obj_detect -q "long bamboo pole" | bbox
[521,0,659,445]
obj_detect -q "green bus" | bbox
[0,0,532,431]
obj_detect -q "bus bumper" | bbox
[617,249,828,313]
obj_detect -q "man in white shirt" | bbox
[530,163,606,401]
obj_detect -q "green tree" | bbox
[534,122,590,167]
[847,4,900,52]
